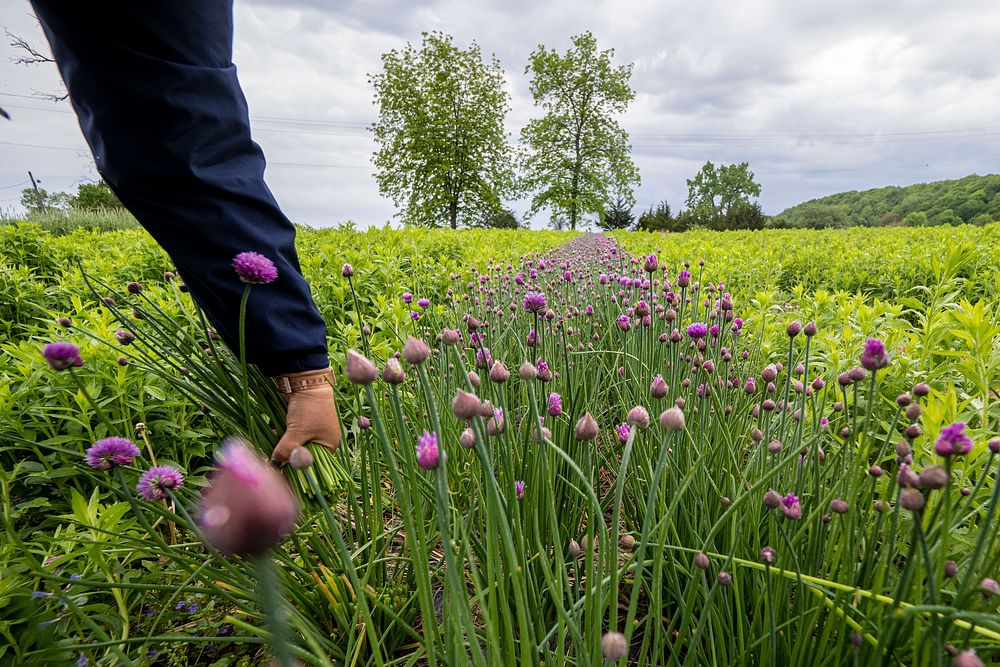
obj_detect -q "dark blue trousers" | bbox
[31,1,329,376]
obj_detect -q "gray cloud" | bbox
[2,0,998,227]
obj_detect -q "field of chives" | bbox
[2,220,999,666]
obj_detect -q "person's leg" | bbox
[30,0,328,376]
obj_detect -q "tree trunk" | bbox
[449,200,458,230]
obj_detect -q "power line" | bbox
[3,92,999,146]
[0,139,89,153]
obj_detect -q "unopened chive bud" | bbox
[401,336,430,365]
[345,350,378,384]
[627,405,650,430]
[489,361,510,383]
[601,632,627,660]
[919,465,949,490]
[288,447,314,470]
[381,358,406,385]
[900,488,925,512]
[451,389,481,420]
[659,406,685,431]
[763,489,782,509]
[568,539,582,558]
[575,413,599,441]
[760,546,776,565]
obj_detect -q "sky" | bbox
[2,0,999,228]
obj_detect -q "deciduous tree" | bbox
[685,161,761,219]
[369,32,517,229]
[520,32,639,230]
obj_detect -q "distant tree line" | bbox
[770,173,1000,229]
[600,160,766,232]
[20,179,124,215]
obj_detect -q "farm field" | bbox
[2,220,1000,666]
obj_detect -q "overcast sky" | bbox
[2,1,999,227]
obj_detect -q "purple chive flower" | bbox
[475,347,493,369]
[934,422,974,457]
[616,422,631,444]
[43,342,83,371]
[643,253,659,273]
[616,314,631,331]
[417,298,430,309]
[416,430,440,469]
[402,292,413,304]
[780,493,801,520]
[861,338,889,370]
[677,270,691,287]
[514,480,525,501]
[547,392,563,416]
[232,251,278,284]
[341,263,354,278]
[199,438,299,556]
[523,291,547,313]
[136,466,184,501]
[85,437,140,470]
[686,322,709,339]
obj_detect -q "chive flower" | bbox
[615,422,631,443]
[232,251,278,284]
[686,322,708,339]
[524,292,547,313]
[415,430,440,470]
[198,438,299,556]
[43,342,83,371]
[547,392,563,416]
[780,493,801,520]
[861,338,889,370]
[514,480,525,501]
[85,437,140,470]
[136,466,184,500]
[935,422,974,456]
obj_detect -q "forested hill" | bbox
[773,173,1000,228]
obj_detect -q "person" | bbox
[30,1,340,465]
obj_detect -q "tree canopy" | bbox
[520,32,640,231]
[774,173,1000,228]
[685,161,761,219]
[369,32,517,229]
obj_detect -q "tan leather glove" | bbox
[270,367,341,465]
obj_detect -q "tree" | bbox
[719,200,766,230]
[520,32,640,230]
[685,161,761,220]
[794,202,849,229]
[369,32,517,229]
[636,200,673,232]
[71,180,123,210]
[476,208,521,229]
[600,195,634,230]
[20,186,70,214]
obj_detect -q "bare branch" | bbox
[6,28,54,65]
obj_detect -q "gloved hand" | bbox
[270,367,341,465]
